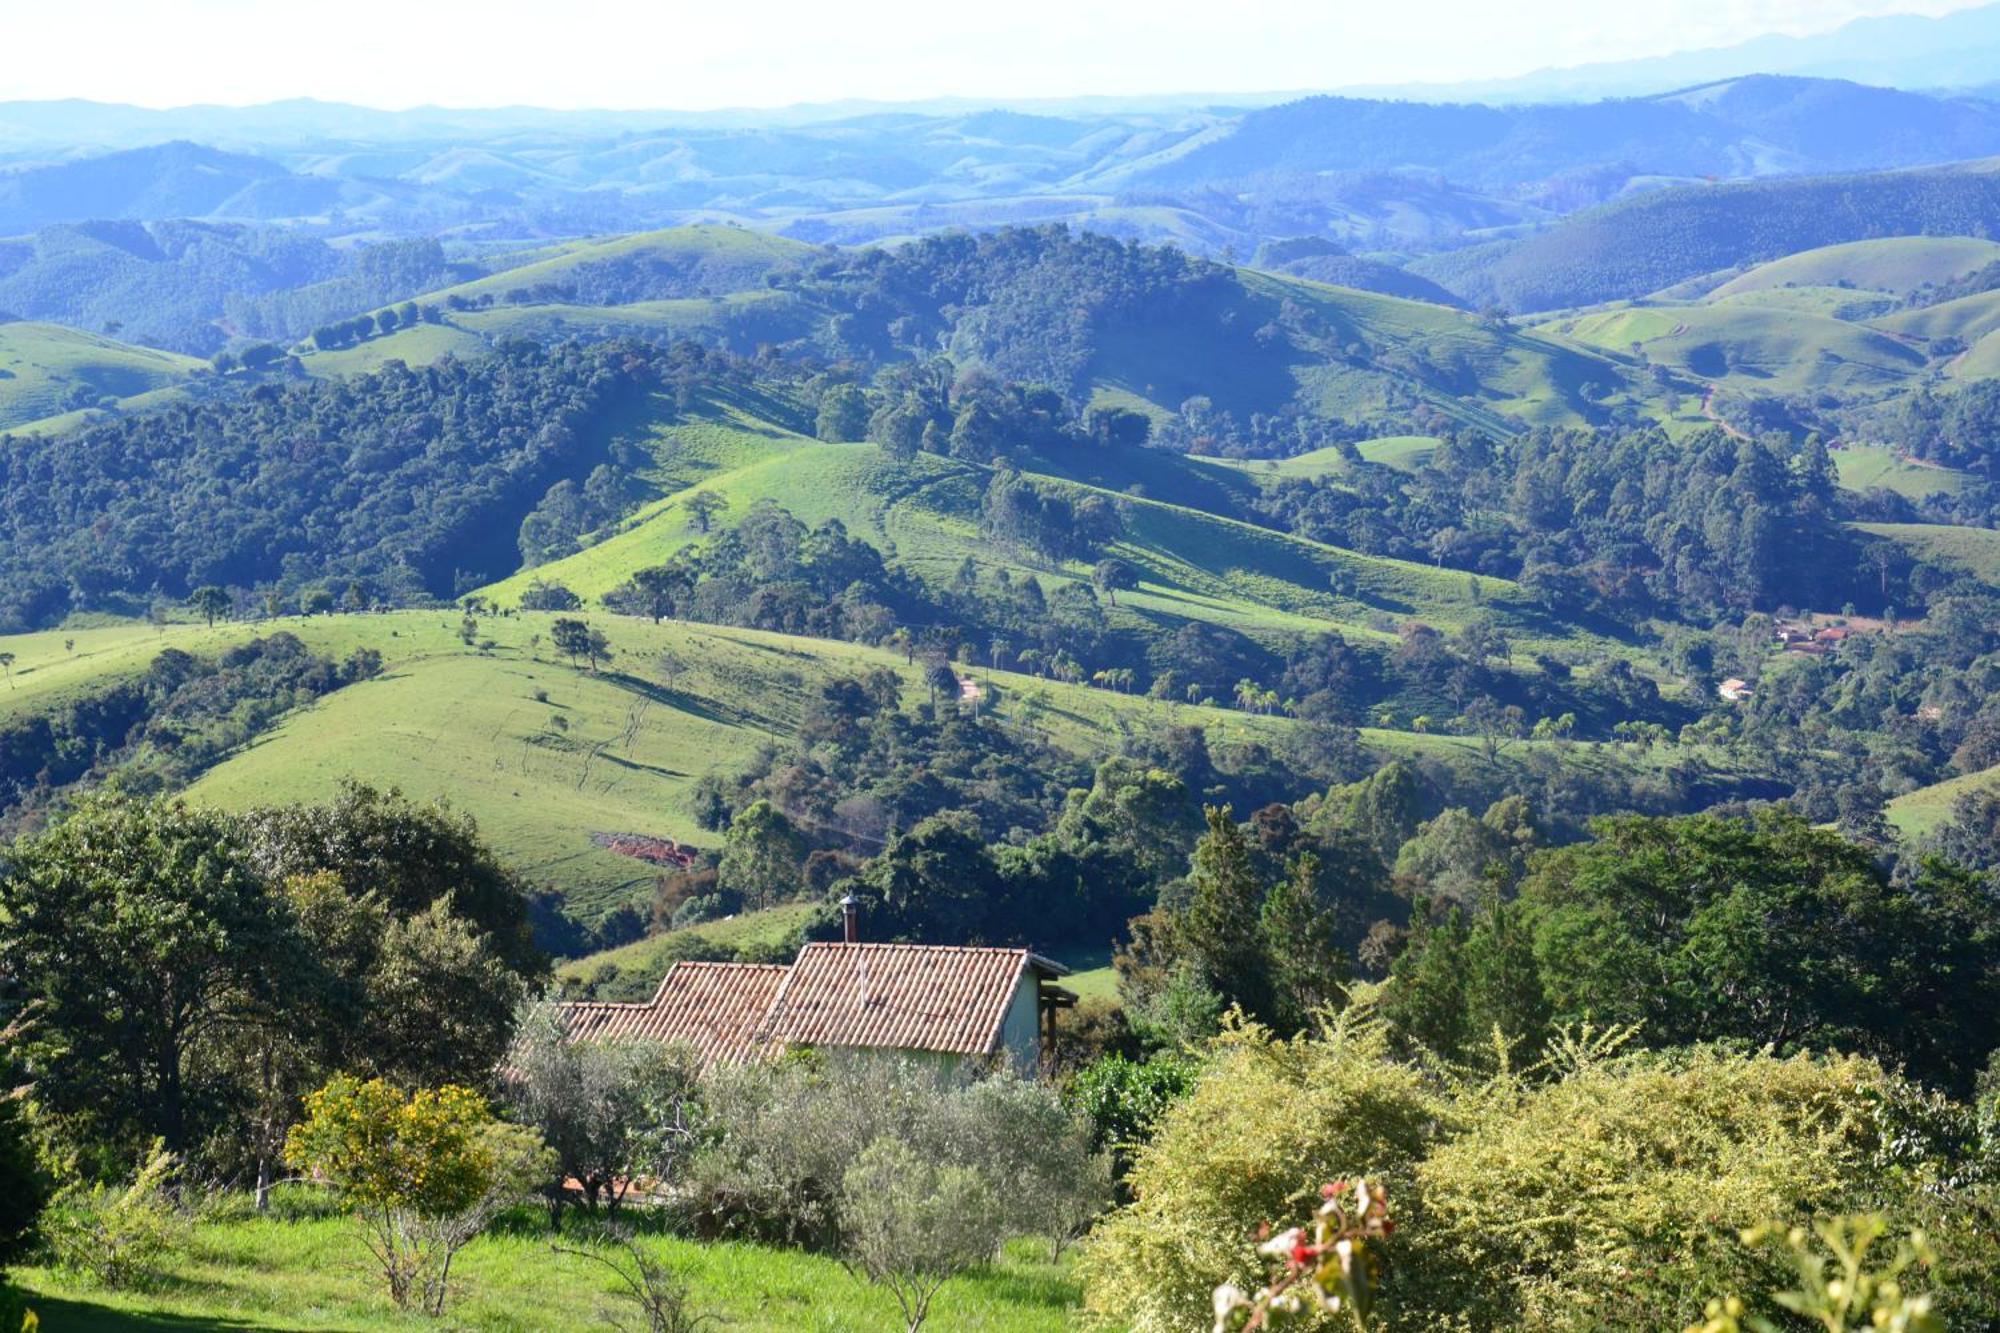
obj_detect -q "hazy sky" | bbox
[6,0,1993,109]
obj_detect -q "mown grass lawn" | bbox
[14,1207,1085,1331]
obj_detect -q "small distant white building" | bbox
[555,904,1074,1074]
[1718,678,1754,702]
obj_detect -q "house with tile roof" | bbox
[557,961,791,1068]
[557,930,1076,1074]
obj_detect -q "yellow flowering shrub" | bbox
[285,1076,492,1217]
[285,1074,550,1312]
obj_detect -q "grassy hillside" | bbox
[1192,435,1440,484]
[474,394,1571,656]
[1870,286,2000,343]
[1705,285,1900,321]
[276,228,1650,437]
[0,607,1305,922]
[14,1210,1078,1332]
[1230,271,1647,431]
[0,612,799,918]
[0,592,1726,947]
[296,320,492,376]
[0,320,203,430]
[1834,445,1977,500]
[1854,521,2000,583]
[1540,303,1925,398]
[1949,326,2000,380]
[1412,165,2000,313]
[1886,762,2000,839]
[455,289,818,346]
[402,225,812,309]
[1707,236,2000,299]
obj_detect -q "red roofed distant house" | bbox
[555,904,1075,1074]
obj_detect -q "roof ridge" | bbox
[799,941,1030,953]
[675,960,791,969]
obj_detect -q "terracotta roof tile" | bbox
[756,943,1059,1058]
[557,962,789,1068]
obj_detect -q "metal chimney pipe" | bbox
[840,894,859,944]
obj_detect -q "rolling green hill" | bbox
[1539,303,1926,397]
[1191,435,1441,484]
[1949,327,2000,381]
[15,600,1669,943]
[278,225,1649,438]
[0,609,1303,922]
[1706,236,2000,300]
[1886,762,2000,839]
[0,320,204,430]
[1835,446,1977,500]
[473,391,1574,657]
[1854,521,2000,583]
[1413,165,2000,313]
[1704,285,1900,321]
[1872,285,2000,344]
[295,320,492,376]
[393,225,813,310]
[1227,271,1646,431]
[453,289,820,347]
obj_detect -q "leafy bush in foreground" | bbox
[284,1075,552,1315]
[1412,1044,1904,1329]
[1081,1020,1999,1332]
[1078,1016,1442,1332]
[40,1142,187,1291]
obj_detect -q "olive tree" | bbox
[841,1137,1001,1333]
[504,1002,703,1218]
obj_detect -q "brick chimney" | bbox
[840,894,859,944]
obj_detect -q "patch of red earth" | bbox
[592,832,697,868]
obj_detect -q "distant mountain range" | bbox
[1345,2,2000,102]
[1127,76,2000,194]
[15,67,2000,351]
[6,75,2000,257]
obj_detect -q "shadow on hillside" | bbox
[600,751,690,780]
[599,670,746,727]
[14,1294,275,1332]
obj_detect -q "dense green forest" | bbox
[0,341,741,624]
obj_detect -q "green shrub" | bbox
[1081,1023,2000,1333]
[1409,1046,1904,1329]
[1688,1215,1942,1333]
[1064,1052,1199,1174]
[1077,1016,1444,1332]
[688,1054,1108,1259]
[40,1142,187,1291]
[841,1137,1001,1333]
[0,1013,48,1267]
